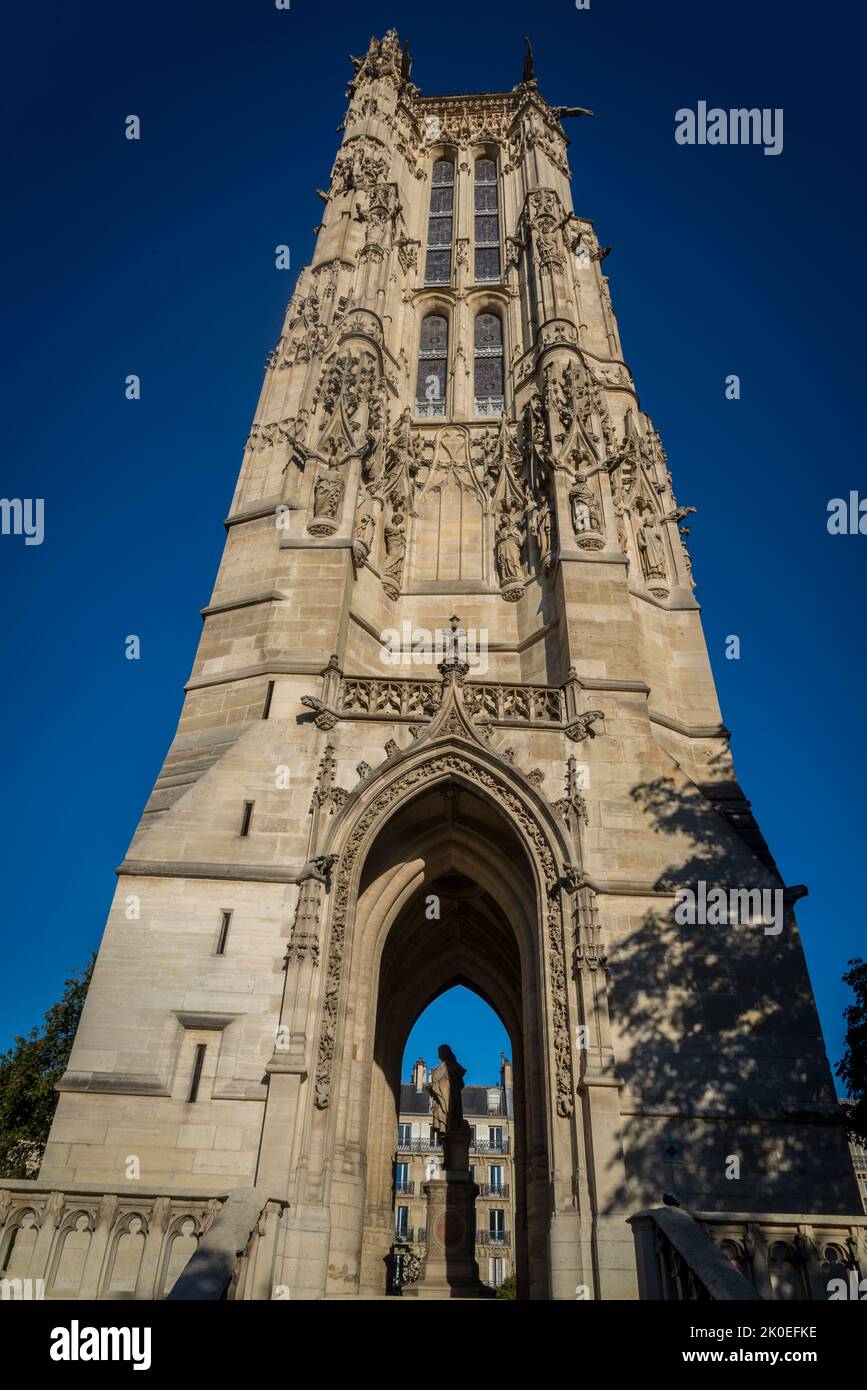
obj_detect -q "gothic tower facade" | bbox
[37,31,858,1299]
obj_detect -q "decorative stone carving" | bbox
[636,511,666,583]
[569,470,603,544]
[564,710,605,743]
[309,747,349,815]
[308,467,344,536]
[354,180,404,263]
[382,505,407,597]
[314,752,574,1116]
[295,854,339,886]
[554,757,589,827]
[495,510,524,599]
[352,490,376,563]
[395,236,420,274]
[300,696,340,731]
[330,137,389,197]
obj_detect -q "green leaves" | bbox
[0,955,94,1179]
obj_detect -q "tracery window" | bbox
[416,312,448,416]
[474,158,501,283]
[474,312,504,415]
[424,158,454,286]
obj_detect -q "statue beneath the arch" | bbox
[404,1043,490,1298]
[427,1044,465,1138]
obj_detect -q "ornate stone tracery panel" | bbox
[313,753,574,1118]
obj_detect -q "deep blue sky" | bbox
[2,1,864,1089]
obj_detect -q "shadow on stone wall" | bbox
[596,760,857,1218]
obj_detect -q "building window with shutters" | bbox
[416,312,448,416]
[424,157,454,286]
[474,312,504,416]
[474,157,501,283]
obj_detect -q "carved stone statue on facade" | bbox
[309,468,344,536]
[353,493,375,563]
[495,510,524,593]
[636,512,666,581]
[382,505,406,596]
[570,472,601,534]
[531,492,555,575]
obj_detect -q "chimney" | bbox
[500,1051,512,1091]
[412,1057,427,1091]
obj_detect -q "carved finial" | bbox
[522,36,536,86]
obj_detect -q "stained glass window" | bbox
[425,158,454,285]
[474,312,504,414]
[416,313,448,416]
[474,158,500,283]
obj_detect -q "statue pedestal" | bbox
[404,1126,492,1299]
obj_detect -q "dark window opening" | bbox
[187,1044,207,1103]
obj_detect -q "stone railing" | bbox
[629,1206,867,1301]
[336,675,565,727]
[0,1181,287,1301]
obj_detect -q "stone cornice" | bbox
[116,858,307,885]
[184,660,329,691]
[201,590,286,618]
[649,708,731,740]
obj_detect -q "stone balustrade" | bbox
[629,1206,867,1301]
[336,674,565,726]
[0,1181,287,1301]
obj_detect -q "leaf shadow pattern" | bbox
[596,759,859,1220]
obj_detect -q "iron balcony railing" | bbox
[477,1184,509,1198]
[394,1180,415,1196]
[396,1137,509,1155]
[477,1231,511,1247]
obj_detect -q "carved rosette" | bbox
[314,754,574,1116]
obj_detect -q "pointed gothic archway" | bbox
[308,682,584,1299]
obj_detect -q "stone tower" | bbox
[37,31,859,1300]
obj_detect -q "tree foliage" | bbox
[0,957,94,1179]
[836,957,867,1146]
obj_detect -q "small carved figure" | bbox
[570,473,601,533]
[314,469,344,520]
[636,513,666,581]
[384,507,406,579]
[495,511,523,584]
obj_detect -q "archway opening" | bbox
[349,775,553,1298]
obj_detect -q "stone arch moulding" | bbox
[310,702,577,1120]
